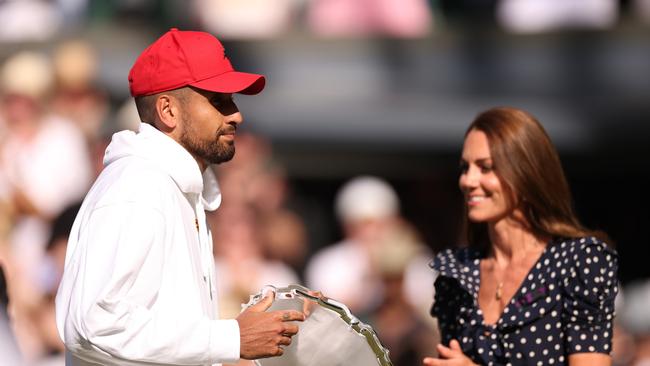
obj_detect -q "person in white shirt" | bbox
[55,28,305,366]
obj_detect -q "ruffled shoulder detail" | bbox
[431,247,483,295]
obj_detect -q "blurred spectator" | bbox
[214,132,310,275]
[43,203,79,299]
[192,0,297,39]
[1,264,23,365]
[496,0,618,33]
[1,262,9,315]
[0,50,91,363]
[260,207,308,273]
[618,279,650,366]
[215,132,273,208]
[51,40,109,142]
[246,160,309,273]
[0,51,92,220]
[90,97,141,179]
[368,220,439,366]
[211,133,305,320]
[211,203,299,319]
[307,0,433,38]
[0,0,63,42]
[0,191,12,243]
[305,176,434,315]
[114,98,141,133]
[56,0,89,27]
[27,203,82,366]
[633,0,650,24]
[8,203,82,366]
[210,202,299,366]
[306,176,398,313]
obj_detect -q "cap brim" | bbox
[190,71,265,95]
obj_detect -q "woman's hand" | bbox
[422,340,479,366]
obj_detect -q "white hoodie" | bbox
[55,123,240,366]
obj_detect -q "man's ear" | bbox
[155,94,181,132]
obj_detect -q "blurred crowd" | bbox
[1,0,650,45]
[0,1,649,366]
[0,41,107,365]
[0,30,440,365]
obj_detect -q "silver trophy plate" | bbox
[242,284,393,366]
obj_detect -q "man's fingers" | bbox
[302,290,327,316]
[278,336,292,347]
[302,299,313,316]
[275,310,305,322]
[249,292,275,312]
[308,290,327,300]
[281,324,299,336]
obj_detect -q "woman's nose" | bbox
[460,166,479,190]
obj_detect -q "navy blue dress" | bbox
[430,237,618,366]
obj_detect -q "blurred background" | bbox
[0,0,649,365]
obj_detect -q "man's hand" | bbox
[422,340,479,366]
[236,292,305,360]
[303,290,326,317]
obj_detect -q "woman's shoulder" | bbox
[431,246,483,272]
[551,236,617,260]
[553,237,619,324]
[553,236,619,294]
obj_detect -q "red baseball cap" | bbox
[128,28,265,97]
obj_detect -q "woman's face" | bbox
[459,129,512,223]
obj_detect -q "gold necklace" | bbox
[495,282,504,300]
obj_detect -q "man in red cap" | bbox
[55,28,304,366]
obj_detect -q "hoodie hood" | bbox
[104,123,222,211]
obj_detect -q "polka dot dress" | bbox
[430,237,618,366]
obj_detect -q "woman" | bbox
[425,107,618,366]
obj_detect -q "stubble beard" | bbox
[179,120,235,165]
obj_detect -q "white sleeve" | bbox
[65,203,239,364]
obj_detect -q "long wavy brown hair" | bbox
[462,107,608,249]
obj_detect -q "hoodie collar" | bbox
[104,123,222,211]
